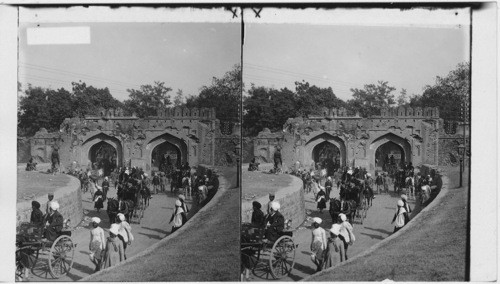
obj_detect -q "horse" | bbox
[107,198,119,224]
[329,198,342,223]
[341,199,357,224]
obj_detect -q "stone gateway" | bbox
[30,107,239,173]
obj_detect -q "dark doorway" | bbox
[375,141,405,171]
[312,141,341,175]
[152,142,181,172]
[89,141,117,176]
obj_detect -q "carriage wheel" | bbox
[269,236,295,279]
[48,236,75,278]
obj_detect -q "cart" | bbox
[241,223,296,280]
[16,222,76,280]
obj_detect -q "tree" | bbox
[346,81,396,117]
[294,81,346,117]
[71,81,123,117]
[243,85,297,136]
[173,89,185,107]
[396,89,409,106]
[409,62,470,121]
[18,85,73,136]
[124,81,173,117]
[185,64,242,122]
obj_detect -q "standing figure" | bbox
[152,173,160,194]
[178,194,189,214]
[93,185,104,213]
[102,177,110,201]
[88,217,106,272]
[51,147,60,173]
[324,177,333,200]
[116,213,133,260]
[101,224,124,269]
[391,200,409,233]
[170,200,187,233]
[316,187,327,213]
[310,217,327,272]
[323,224,346,269]
[266,193,276,216]
[338,213,355,260]
[273,148,282,173]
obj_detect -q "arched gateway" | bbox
[254,106,441,175]
[31,107,230,173]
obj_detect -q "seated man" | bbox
[44,201,63,241]
[30,201,44,227]
[264,201,285,242]
[248,157,260,172]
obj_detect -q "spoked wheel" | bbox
[48,235,75,278]
[269,236,295,279]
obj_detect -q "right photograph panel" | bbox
[241,7,471,281]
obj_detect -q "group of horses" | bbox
[329,176,374,224]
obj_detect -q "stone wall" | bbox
[241,175,305,229]
[31,107,221,173]
[16,175,83,228]
[17,137,31,163]
[253,107,442,175]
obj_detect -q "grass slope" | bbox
[242,171,292,199]
[17,170,70,202]
[85,174,240,281]
[308,184,467,281]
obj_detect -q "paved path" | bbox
[249,181,417,282]
[27,183,189,282]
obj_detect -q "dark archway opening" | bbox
[151,141,181,172]
[89,141,117,176]
[375,141,405,172]
[313,141,341,176]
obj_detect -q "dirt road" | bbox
[28,184,189,281]
[249,182,415,281]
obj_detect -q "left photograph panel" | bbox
[16,6,241,282]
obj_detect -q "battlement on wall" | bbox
[91,107,127,118]
[85,107,217,120]
[156,107,216,120]
[311,107,358,118]
[377,106,439,118]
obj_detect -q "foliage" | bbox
[18,85,73,136]
[346,81,396,117]
[173,89,185,107]
[185,64,241,122]
[294,81,346,117]
[18,82,123,136]
[396,89,409,106]
[409,62,470,121]
[243,86,297,136]
[71,81,123,118]
[123,81,173,117]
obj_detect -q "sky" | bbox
[243,8,470,102]
[18,8,241,102]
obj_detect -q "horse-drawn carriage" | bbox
[241,223,296,280]
[16,222,75,280]
[110,178,149,224]
[330,178,371,225]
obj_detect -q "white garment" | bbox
[173,207,185,228]
[118,221,133,243]
[339,221,354,243]
[89,227,106,260]
[311,227,328,250]
[395,208,407,228]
